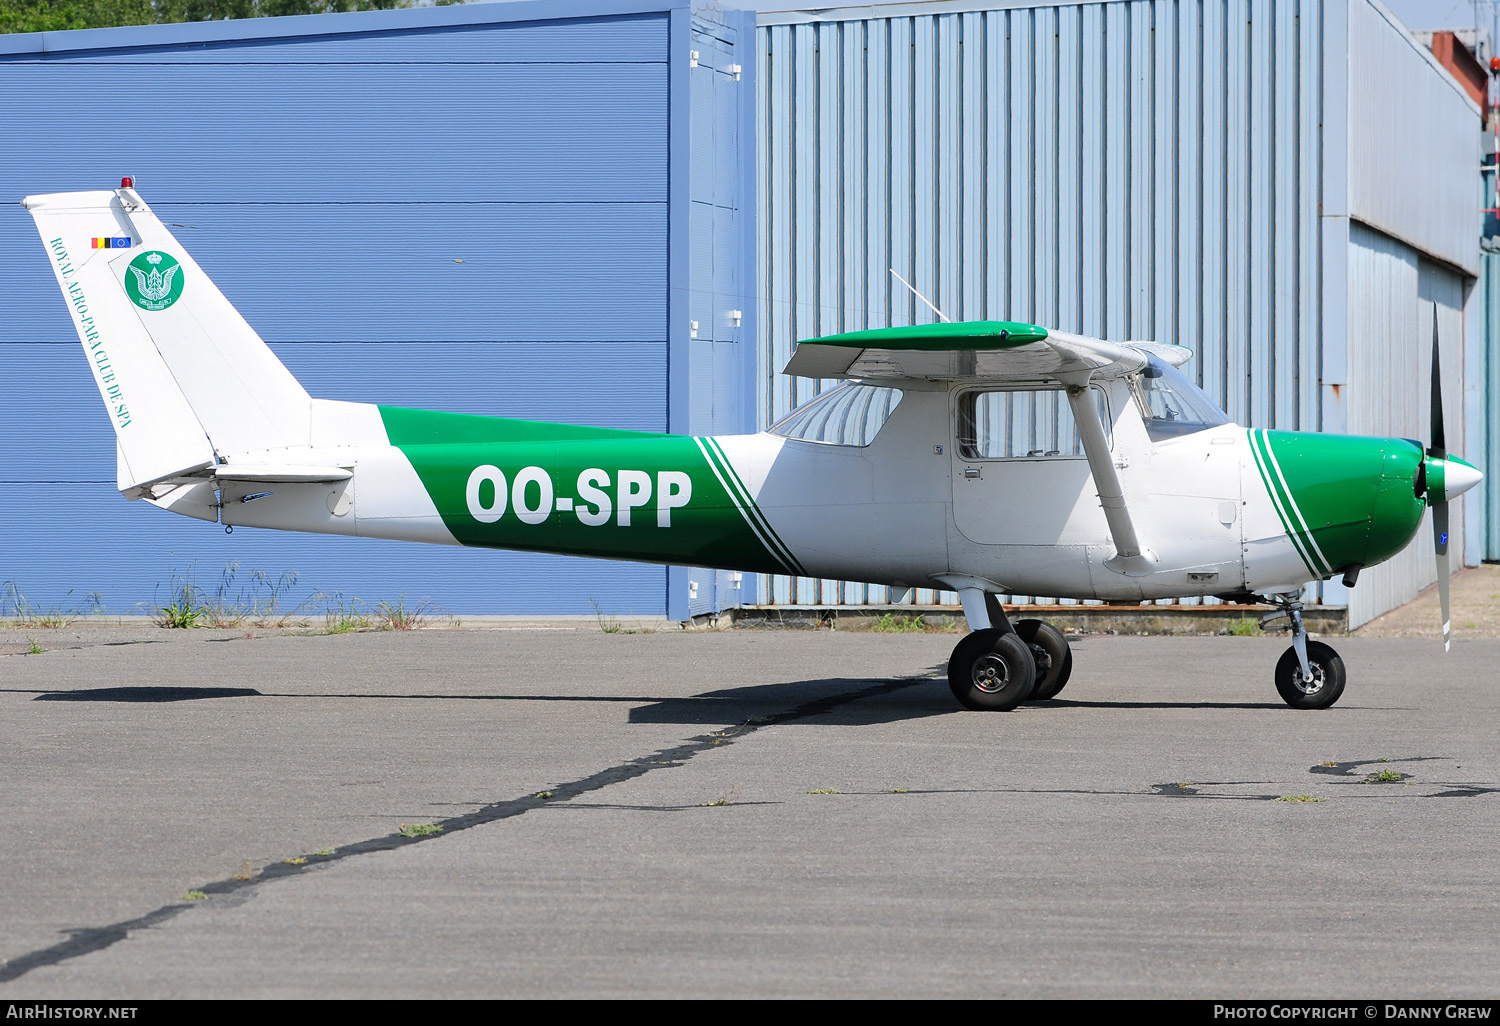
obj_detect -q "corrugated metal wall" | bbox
[1342,224,1466,626]
[0,1,753,619]
[757,0,1328,607]
[1484,250,1500,561]
[756,0,1483,616]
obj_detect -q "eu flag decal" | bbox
[91,237,132,249]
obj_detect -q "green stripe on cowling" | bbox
[376,405,793,576]
[1248,430,1321,578]
[1255,430,1427,578]
[700,437,807,577]
[1255,430,1333,577]
[802,320,1048,351]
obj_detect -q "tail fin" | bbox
[23,185,312,495]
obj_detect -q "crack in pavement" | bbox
[0,674,926,985]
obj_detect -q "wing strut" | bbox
[1064,383,1157,576]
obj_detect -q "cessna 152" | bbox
[25,183,1483,711]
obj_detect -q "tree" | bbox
[0,0,428,35]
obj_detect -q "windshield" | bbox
[1131,357,1231,440]
[768,383,904,446]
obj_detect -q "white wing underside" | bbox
[783,331,1190,383]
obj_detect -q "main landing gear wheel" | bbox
[1015,619,1072,701]
[1274,640,1346,709]
[948,629,1036,711]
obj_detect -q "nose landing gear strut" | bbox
[1260,595,1346,709]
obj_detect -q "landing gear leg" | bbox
[1260,595,1346,709]
[947,589,1035,710]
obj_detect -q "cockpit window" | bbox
[1131,357,1231,440]
[957,386,1109,460]
[768,383,904,446]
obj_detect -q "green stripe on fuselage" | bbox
[377,406,791,575]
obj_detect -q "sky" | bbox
[1381,0,1495,32]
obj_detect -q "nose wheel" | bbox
[1261,597,1346,709]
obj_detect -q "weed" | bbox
[805,788,841,795]
[589,597,622,634]
[375,594,437,631]
[1226,617,1263,637]
[230,861,255,881]
[890,788,909,794]
[155,591,205,629]
[25,637,42,655]
[397,823,443,837]
[3,581,105,628]
[312,849,336,857]
[1320,761,1339,768]
[1173,782,1195,791]
[282,857,307,865]
[1364,770,1404,783]
[182,891,207,901]
[588,597,652,634]
[1275,794,1324,803]
[702,797,732,807]
[322,595,373,634]
[873,612,925,632]
[153,562,321,629]
[534,791,555,800]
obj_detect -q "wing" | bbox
[782,320,1191,383]
[783,319,1186,578]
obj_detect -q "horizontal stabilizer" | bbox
[215,464,353,483]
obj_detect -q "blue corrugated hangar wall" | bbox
[0,0,757,620]
[755,0,1484,628]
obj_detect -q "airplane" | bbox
[23,182,1485,711]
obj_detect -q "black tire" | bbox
[1274,640,1346,709]
[1015,619,1072,701]
[948,629,1036,711]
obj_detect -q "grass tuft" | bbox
[397,823,443,838]
[1275,794,1325,803]
[1226,617,1263,636]
[2,581,105,628]
[805,788,841,795]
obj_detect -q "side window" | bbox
[956,387,1109,460]
[768,383,904,447]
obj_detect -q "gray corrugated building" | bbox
[756,0,1486,627]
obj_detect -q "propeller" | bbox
[1428,307,1451,652]
[1421,306,1486,651]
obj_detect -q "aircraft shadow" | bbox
[626,676,954,726]
[32,686,263,703]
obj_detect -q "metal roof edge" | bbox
[1359,0,1481,115]
[0,0,688,59]
[757,0,1115,28]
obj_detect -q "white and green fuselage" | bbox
[23,186,1483,610]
